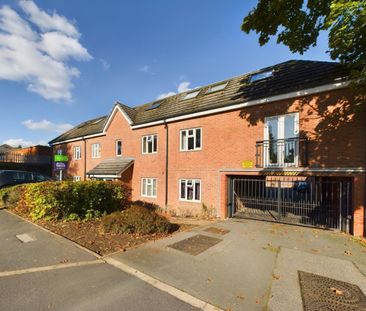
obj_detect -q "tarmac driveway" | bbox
[0,210,199,311]
[109,218,366,311]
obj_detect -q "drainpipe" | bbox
[164,120,169,207]
[83,138,87,180]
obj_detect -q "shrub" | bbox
[21,180,131,221]
[0,185,24,208]
[102,205,174,234]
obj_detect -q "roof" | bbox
[50,60,349,144]
[87,157,134,177]
[49,116,108,144]
[0,144,14,153]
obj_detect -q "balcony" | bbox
[255,137,307,168]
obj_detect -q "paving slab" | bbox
[0,262,198,311]
[0,210,96,271]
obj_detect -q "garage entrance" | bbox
[228,176,352,233]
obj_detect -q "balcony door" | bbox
[264,113,299,167]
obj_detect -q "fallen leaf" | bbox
[236,294,245,300]
[344,250,352,256]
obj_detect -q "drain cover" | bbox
[168,234,222,256]
[298,271,366,311]
[204,227,230,235]
[16,233,36,243]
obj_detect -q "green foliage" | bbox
[242,0,366,99]
[20,181,130,221]
[0,185,24,208]
[102,205,174,234]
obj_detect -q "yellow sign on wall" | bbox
[241,160,253,168]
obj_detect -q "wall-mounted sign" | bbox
[241,160,253,168]
[54,154,68,162]
[53,162,67,171]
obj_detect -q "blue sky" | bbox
[0,0,331,147]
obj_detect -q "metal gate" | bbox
[229,177,352,233]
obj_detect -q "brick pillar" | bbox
[220,173,228,218]
[353,174,365,236]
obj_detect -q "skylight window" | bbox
[92,118,104,124]
[206,82,228,94]
[183,90,200,100]
[145,101,162,111]
[249,70,273,83]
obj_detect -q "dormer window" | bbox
[249,70,273,83]
[206,82,228,94]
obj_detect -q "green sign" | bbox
[54,154,68,162]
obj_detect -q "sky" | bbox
[0,0,331,147]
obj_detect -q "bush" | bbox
[102,205,174,234]
[0,185,24,208]
[21,180,131,221]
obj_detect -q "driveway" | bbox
[0,210,199,311]
[109,218,366,311]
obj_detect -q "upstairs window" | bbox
[116,140,122,156]
[206,82,228,94]
[249,70,273,83]
[180,128,201,151]
[142,134,158,154]
[91,143,101,159]
[73,146,81,160]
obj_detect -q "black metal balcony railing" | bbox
[0,152,51,165]
[255,137,307,168]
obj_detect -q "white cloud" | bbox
[100,59,110,70]
[0,1,91,101]
[22,119,73,133]
[19,0,79,38]
[157,81,192,100]
[139,65,150,73]
[3,138,47,147]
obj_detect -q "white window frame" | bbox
[263,112,299,167]
[91,143,101,159]
[73,146,81,160]
[142,134,158,154]
[179,179,201,202]
[115,140,122,157]
[141,178,157,198]
[180,128,202,151]
[73,176,81,182]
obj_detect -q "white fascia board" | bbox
[131,81,350,129]
[50,133,105,146]
[219,167,365,173]
[87,174,120,178]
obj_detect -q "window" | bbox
[73,146,81,160]
[183,89,200,100]
[142,134,158,154]
[145,101,163,111]
[249,70,273,83]
[180,128,201,151]
[141,178,157,198]
[179,179,201,202]
[116,140,122,156]
[206,82,228,94]
[73,176,81,182]
[91,143,101,158]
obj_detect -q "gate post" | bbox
[277,181,282,221]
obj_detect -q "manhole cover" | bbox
[204,227,230,235]
[298,271,366,311]
[168,234,222,256]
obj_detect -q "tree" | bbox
[241,0,366,102]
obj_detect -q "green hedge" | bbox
[16,181,131,221]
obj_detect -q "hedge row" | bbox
[1,181,131,221]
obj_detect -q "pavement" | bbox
[0,210,201,311]
[1,208,366,311]
[109,218,366,311]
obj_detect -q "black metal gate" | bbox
[228,177,352,233]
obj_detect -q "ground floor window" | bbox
[179,179,201,202]
[73,176,81,182]
[141,178,157,198]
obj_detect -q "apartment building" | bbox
[49,60,366,236]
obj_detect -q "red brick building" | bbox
[50,60,366,236]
